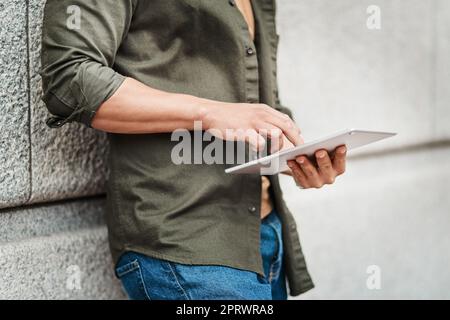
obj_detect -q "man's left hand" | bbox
[286,146,347,189]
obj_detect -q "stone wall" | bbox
[0,0,449,299]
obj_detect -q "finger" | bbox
[281,168,293,176]
[244,129,266,153]
[260,110,302,147]
[296,156,323,188]
[260,104,298,128]
[315,149,335,184]
[256,125,284,153]
[279,134,295,152]
[268,116,302,147]
[299,134,305,145]
[287,160,309,188]
[333,145,347,175]
[269,132,284,154]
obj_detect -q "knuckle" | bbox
[287,119,294,128]
[259,104,271,112]
[296,181,306,188]
[325,176,335,184]
[254,104,265,112]
[272,128,282,137]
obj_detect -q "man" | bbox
[41,0,347,300]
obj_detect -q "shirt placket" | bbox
[228,0,260,104]
[228,0,263,273]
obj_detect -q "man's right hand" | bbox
[201,101,302,153]
[92,77,302,154]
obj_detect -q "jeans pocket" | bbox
[115,259,151,300]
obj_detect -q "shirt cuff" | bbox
[45,67,126,128]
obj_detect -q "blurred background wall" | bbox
[1,0,449,299]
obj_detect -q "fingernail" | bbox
[318,151,326,159]
[339,147,347,154]
[297,157,305,164]
[288,162,294,168]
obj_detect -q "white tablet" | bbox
[225,129,396,175]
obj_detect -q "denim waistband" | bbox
[262,209,280,225]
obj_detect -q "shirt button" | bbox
[229,0,235,6]
[46,117,64,128]
[248,206,257,213]
[246,47,255,56]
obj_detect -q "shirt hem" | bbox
[117,245,266,278]
[289,281,315,297]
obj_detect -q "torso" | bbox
[235,0,256,41]
[236,0,273,219]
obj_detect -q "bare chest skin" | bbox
[235,0,256,41]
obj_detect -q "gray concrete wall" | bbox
[0,199,124,299]
[277,0,450,299]
[0,0,449,299]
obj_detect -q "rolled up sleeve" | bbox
[40,0,136,128]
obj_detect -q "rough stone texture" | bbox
[0,198,105,243]
[0,0,30,208]
[0,198,126,300]
[27,0,109,205]
[277,0,441,151]
[281,145,450,299]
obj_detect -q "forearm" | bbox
[91,77,302,149]
[91,77,212,134]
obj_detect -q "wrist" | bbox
[196,98,221,131]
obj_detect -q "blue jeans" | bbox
[115,210,287,300]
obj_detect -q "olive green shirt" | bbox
[41,0,313,296]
